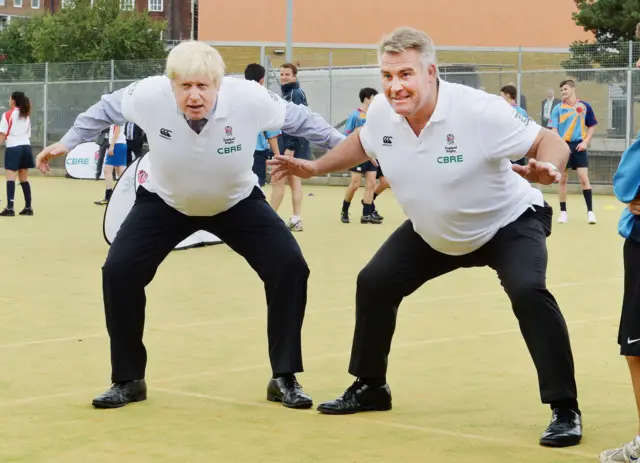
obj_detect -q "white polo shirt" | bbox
[120,75,287,216]
[360,80,544,256]
[0,108,31,148]
[109,124,126,145]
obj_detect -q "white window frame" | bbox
[13,0,22,7]
[0,0,6,6]
[148,0,162,12]
[120,0,134,10]
[31,0,39,8]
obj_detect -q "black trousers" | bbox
[349,203,578,404]
[103,186,309,382]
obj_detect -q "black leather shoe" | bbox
[92,380,147,409]
[539,408,582,447]
[317,380,392,415]
[266,375,313,409]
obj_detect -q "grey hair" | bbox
[378,27,439,73]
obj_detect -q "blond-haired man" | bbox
[37,41,344,410]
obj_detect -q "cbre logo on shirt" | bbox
[217,144,242,155]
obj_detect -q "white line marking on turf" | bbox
[0,314,612,408]
[0,277,621,349]
[154,387,595,459]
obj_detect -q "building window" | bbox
[148,0,162,11]
[31,0,39,7]
[13,0,22,7]
[120,0,134,10]
[0,0,5,5]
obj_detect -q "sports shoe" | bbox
[588,211,597,224]
[340,211,350,223]
[94,198,108,205]
[18,207,33,216]
[558,211,568,223]
[599,437,640,462]
[0,208,15,216]
[288,219,303,232]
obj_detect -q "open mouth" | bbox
[393,95,411,102]
[188,105,204,110]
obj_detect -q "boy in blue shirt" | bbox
[341,87,382,224]
[548,79,598,224]
[500,85,529,166]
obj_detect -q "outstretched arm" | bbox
[281,102,345,150]
[60,89,127,151]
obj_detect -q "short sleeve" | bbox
[359,123,377,159]
[121,76,166,130]
[344,113,357,135]
[264,129,281,139]
[0,112,9,134]
[584,102,597,127]
[547,105,560,129]
[246,81,287,132]
[479,97,542,161]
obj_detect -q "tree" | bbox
[0,0,167,66]
[563,0,640,82]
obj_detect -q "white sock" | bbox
[290,215,301,224]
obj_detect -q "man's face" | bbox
[171,75,218,120]
[546,90,555,99]
[380,49,437,117]
[280,67,296,85]
[560,84,575,100]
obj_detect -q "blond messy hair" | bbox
[165,41,226,86]
[378,27,439,72]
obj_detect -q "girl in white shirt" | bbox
[0,91,33,216]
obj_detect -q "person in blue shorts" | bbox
[95,123,127,205]
[341,87,382,224]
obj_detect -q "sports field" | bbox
[0,177,632,462]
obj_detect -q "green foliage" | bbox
[563,0,640,82]
[0,0,167,67]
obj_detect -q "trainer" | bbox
[269,27,582,448]
[36,41,344,411]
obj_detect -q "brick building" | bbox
[0,0,196,41]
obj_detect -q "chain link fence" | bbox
[3,43,640,183]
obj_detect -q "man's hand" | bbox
[268,154,318,182]
[628,199,640,216]
[511,158,561,185]
[36,142,69,174]
[576,141,588,152]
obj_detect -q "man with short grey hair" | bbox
[269,26,582,448]
[36,41,344,411]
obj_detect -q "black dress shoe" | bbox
[317,379,392,415]
[266,375,313,409]
[92,380,147,409]
[539,408,582,447]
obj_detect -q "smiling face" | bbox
[280,67,296,85]
[560,84,575,101]
[171,75,218,120]
[380,49,438,118]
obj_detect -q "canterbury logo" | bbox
[382,136,393,146]
[159,128,172,139]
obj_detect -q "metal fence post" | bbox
[110,59,115,93]
[627,41,633,148]
[329,50,333,125]
[516,46,523,107]
[260,45,266,68]
[43,62,48,148]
